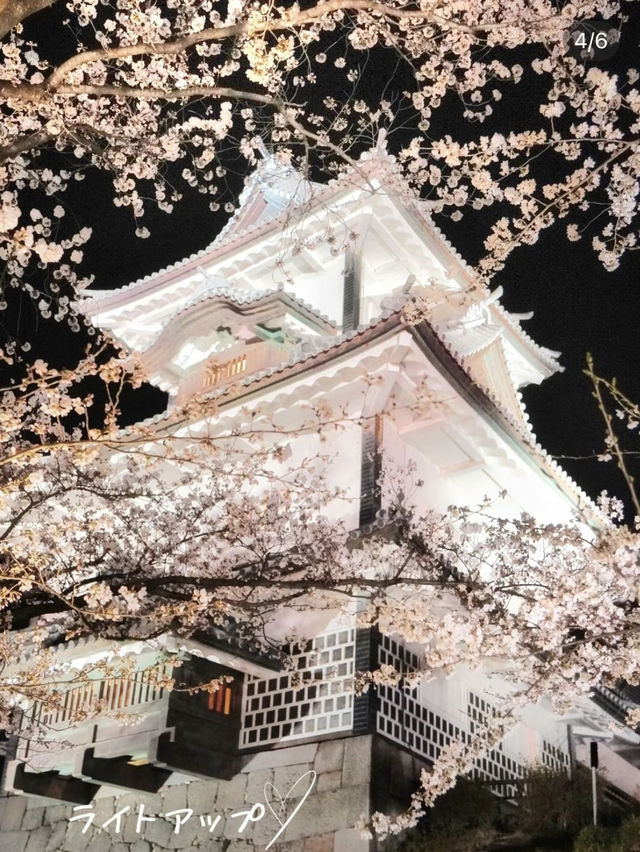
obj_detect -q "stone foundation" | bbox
[0,736,372,852]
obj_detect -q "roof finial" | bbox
[376,128,388,153]
[256,137,271,160]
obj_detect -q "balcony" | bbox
[5,655,247,803]
[176,340,289,404]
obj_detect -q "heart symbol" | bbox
[264,769,316,848]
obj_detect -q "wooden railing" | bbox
[203,352,248,389]
[176,340,287,403]
[31,667,169,728]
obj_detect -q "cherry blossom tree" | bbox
[1,345,640,837]
[4,0,640,838]
[0,0,639,331]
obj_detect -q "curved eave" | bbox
[211,169,323,249]
[78,165,418,321]
[134,306,604,527]
[142,288,337,362]
[408,320,605,527]
[395,200,563,380]
[75,181,339,317]
[491,301,563,377]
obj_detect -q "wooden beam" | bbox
[10,762,99,804]
[81,749,171,793]
[153,732,243,780]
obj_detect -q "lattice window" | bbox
[467,691,526,798]
[541,739,570,772]
[208,685,234,715]
[174,666,236,716]
[376,635,466,760]
[342,248,361,332]
[203,353,247,389]
[359,416,383,526]
[240,629,355,748]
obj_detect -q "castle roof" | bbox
[72,145,601,521]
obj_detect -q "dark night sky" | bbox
[11,2,640,512]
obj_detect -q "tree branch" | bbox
[55,83,281,106]
[43,1,560,90]
[585,353,640,518]
[0,129,54,166]
[0,0,61,40]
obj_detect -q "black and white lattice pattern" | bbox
[379,634,421,674]
[541,739,570,772]
[377,683,468,760]
[376,634,469,759]
[468,691,494,732]
[239,629,355,748]
[469,750,526,798]
[467,692,526,797]
[374,637,528,799]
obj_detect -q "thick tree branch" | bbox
[0,81,281,107]
[0,0,61,40]
[0,81,282,162]
[43,1,559,90]
[55,83,281,106]
[0,129,54,165]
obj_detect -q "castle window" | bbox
[207,684,234,715]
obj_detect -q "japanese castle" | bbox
[1,145,639,852]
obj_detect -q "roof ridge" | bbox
[78,165,325,301]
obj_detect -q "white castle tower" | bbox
[1,148,639,852]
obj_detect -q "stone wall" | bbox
[0,736,372,852]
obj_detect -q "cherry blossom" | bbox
[0,344,639,832]
[0,0,638,323]
[2,0,640,834]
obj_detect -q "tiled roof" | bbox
[120,291,605,524]
[420,304,605,523]
[81,158,323,303]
